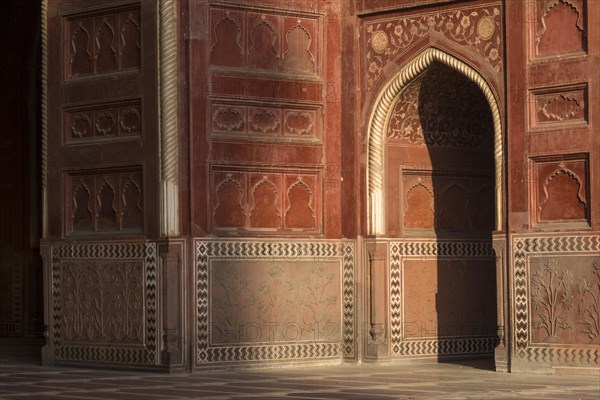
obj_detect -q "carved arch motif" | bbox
[210,15,243,66]
[366,47,503,235]
[536,0,585,49]
[403,181,434,229]
[248,18,279,70]
[538,163,587,221]
[285,177,316,229]
[283,22,315,74]
[214,174,246,228]
[250,176,280,228]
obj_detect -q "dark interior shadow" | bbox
[416,61,498,368]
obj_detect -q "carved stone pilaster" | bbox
[40,243,53,366]
[159,241,184,369]
[492,232,509,372]
[159,0,179,237]
[366,242,389,358]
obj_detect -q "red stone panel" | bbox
[247,12,280,71]
[529,84,588,129]
[66,7,141,79]
[209,259,341,345]
[210,9,244,67]
[65,100,141,142]
[534,0,586,57]
[529,155,589,226]
[66,169,144,234]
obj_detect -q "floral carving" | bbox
[248,19,279,70]
[531,259,574,343]
[61,261,144,344]
[210,260,339,344]
[576,260,600,344]
[365,6,502,88]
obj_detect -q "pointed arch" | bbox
[367,47,503,235]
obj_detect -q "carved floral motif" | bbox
[365,5,502,88]
[531,258,600,345]
[531,259,574,343]
[211,261,339,344]
[61,261,144,344]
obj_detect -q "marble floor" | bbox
[1,339,598,399]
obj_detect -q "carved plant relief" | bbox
[576,260,600,344]
[61,261,144,344]
[531,259,574,343]
[530,257,600,345]
[210,260,340,344]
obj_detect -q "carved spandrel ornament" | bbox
[365,5,502,89]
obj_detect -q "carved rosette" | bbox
[365,5,502,89]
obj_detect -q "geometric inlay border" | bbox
[513,234,600,368]
[50,242,157,365]
[195,239,355,365]
[390,240,497,357]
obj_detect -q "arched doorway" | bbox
[366,48,503,364]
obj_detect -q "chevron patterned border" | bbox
[513,234,600,367]
[390,240,496,357]
[50,242,157,365]
[195,240,355,365]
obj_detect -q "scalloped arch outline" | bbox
[366,47,503,235]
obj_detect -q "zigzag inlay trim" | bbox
[50,242,157,365]
[195,239,355,365]
[513,234,600,367]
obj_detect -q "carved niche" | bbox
[534,0,586,57]
[213,173,246,228]
[210,12,243,67]
[282,22,316,74]
[365,4,503,88]
[209,5,320,76]
[401,172,495,233]
[249,175,281,228]
[211,170,320,233]
[67,8,141,78]
[285,176,317,230]
[530,155,589,226]
[68,169,144,234]
[248,16,279,70]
